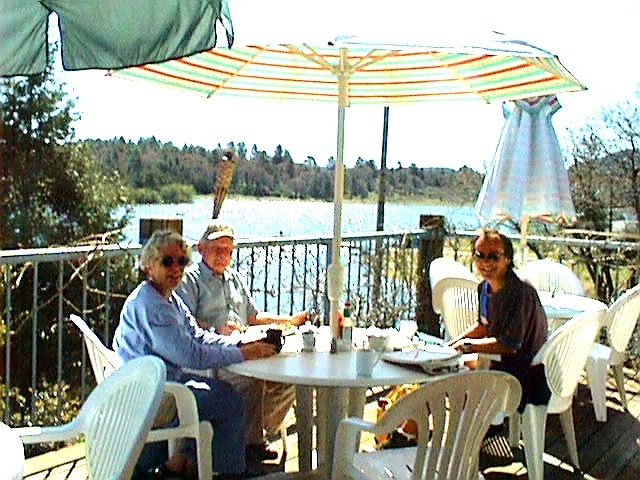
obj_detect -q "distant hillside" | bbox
[86,137,484,204]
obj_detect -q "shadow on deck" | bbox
[23,372,640,479]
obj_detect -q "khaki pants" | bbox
[218,370,295,444]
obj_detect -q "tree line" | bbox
[88,137,484,205]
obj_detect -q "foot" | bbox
[245,442,278,462]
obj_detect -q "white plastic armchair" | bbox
[516,259,585,296]
[331,370,522,480]
[429,256,478,316]
[586,283,640,422]
[16,356,166,480]
[508,308,605,480]
[69,314,213,480]
[435,277,480,340]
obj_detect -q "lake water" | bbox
[122,197,479,243]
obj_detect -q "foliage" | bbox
[567,95,640,300]
[0,59,130,250]
[0,47,135,431]
[86,138,484,204]
[129,183,196,204]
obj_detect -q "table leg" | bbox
[318,386,349,478]
[294,385,314,473]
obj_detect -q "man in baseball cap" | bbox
[178,220,308,464]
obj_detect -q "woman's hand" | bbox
[239,341,276,360]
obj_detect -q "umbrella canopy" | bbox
[0,0,234,77]
[113,32,585,339]
[474,94,577,256]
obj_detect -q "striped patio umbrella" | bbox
[113,31,585,339]
[475,95,577,259]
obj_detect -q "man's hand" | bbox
[216,320,247,336]
[290,311,309,326]
[239,341,276,360]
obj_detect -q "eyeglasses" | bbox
[211,246,234,256]
[473,251,504,262]
[160,255,189,268]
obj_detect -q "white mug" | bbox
[356,349,382,376]
[301,331,315,351]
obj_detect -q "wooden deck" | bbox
[23,372,640,479]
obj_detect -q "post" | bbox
[415,215,445,336]
[139,218,183,244]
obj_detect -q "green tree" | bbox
[0,50,135,425]
[0,60,129,249]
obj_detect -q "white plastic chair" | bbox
[434,277,480,340]
[586,283,640,422]
[508,308,605,480]
[16,356,166,480]
[516,259,585,296]
[69,314,213,480]
[331,370,522,480]
[0,421,24,480]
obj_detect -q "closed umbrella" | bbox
[112,31,585,339]
[475,94,577,258]
[0,0,234,77]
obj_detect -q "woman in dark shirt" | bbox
[449,229,550,409]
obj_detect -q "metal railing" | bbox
[2,228,640,425]
[0,229,436,424]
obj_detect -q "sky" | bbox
[57,0,640,173]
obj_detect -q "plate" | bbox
[382,345,461,373]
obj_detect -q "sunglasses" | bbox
[473,251,504,262]
[160,255,189,268]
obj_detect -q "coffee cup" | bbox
[356,349,382,376]
[301,330,315,352]
[264,328,284,353]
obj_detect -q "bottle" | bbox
[342,301,353,345]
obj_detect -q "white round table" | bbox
[538,291,608,330]
[0,421,25,480]
[224,349,434,479]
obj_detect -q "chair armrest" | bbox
[332,417,383,479]
[14,422,83,445]
[164,382,200,427]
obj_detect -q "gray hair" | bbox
[139,230,191,272]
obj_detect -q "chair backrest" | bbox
[376,370,521,480]
[80,356,166,479]
[516,259,585,296]
[429,257,478,314]
[605,283,640,354]
[534,308,605,403]
[429,257,477,288]
[69,314,122,382]
[436,277,479,339]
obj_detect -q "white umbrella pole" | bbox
[328,104,345,340]
[327,50,348,340]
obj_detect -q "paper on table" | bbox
[383,345,461,374]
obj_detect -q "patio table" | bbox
[539,291,608,331]
[223,328,434,479]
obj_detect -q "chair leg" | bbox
[508,413,520,448]
[521,404,548,480]
[280,422,288,460]
[585,355,609,422]
[612,364,628,411]
[558,409,580,469]
[197,422,214,480]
